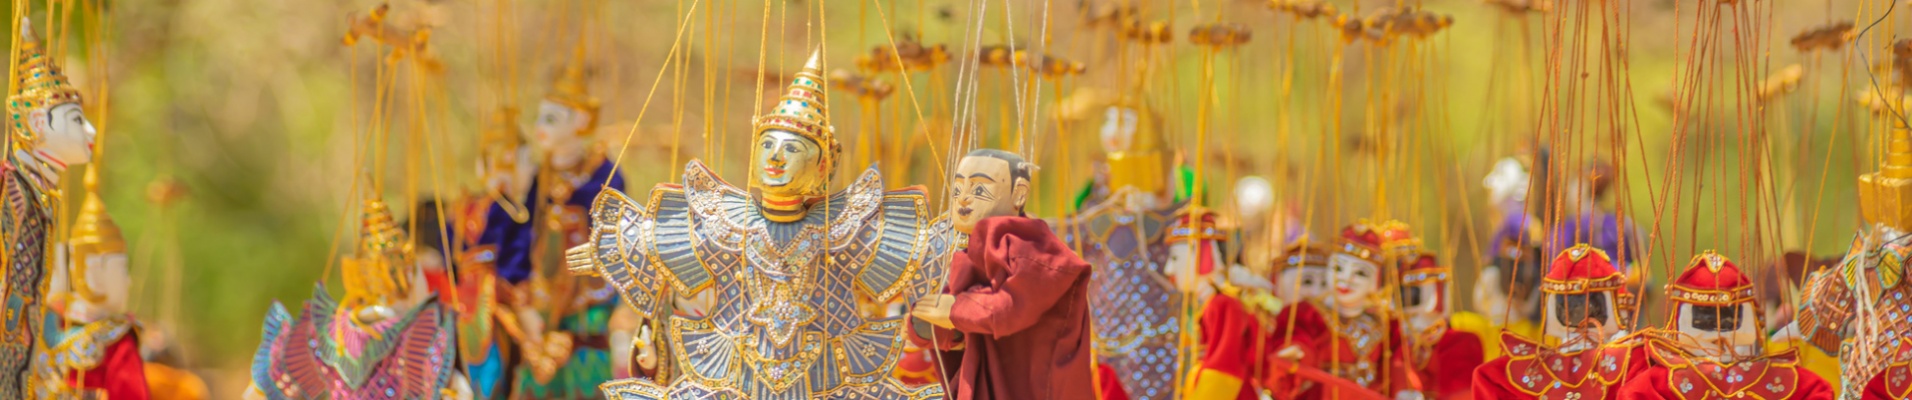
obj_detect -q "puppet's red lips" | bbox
[1334,287,1352,295]
[764,167,786,176]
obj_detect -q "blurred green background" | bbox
[9,0,1891,396]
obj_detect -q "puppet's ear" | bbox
[1012,177,1031,212]
[25,109,49,138]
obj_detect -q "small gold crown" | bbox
[546,39,599,131]
[7,18,82,146]
[753,50,839,171]
[1859,127,1912,231]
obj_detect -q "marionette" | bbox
[565,50,952,400]
[904,149,1095,400]
[2,17,98,398]
[1394,252,1491,400]
[32,158,153,399]
[1484,152,1640,271]
[1470,244,1649,400]
[1264,220,1417,400]
[1785,127,1912,400]
[1617,251,1834,400]
[1181,239,1327,400]
[1473,240,1547,344]
[246,200,470,400]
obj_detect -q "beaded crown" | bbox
[7,19,82,146]
[753,50,839,175]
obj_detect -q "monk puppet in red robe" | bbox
[1616,251,1834,400]
[1471,244,1650,400]
[909,149,1096,400]
[1394,252,1490,400]
[1265,220,1420,400]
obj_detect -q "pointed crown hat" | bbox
[8,18,82,146]
[754,50,840,172]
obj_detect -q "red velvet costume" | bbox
[1470,245,1649,400]
[1395,254,1485,400]
[1262,222,1416,399]
[1184,220,1314,400]
[1615,252,1835,400]
[909,216,1096,400]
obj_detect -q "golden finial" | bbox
[69,166,124,256]
[546,37,599,131]
[1860,127,1912,231]
[7,18,83,147]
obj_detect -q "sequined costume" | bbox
[570,159,952,400]
[1792,128,1912,400]
[249,288,458,400]
[30,316,146,400]
[2,19,80,399]
[1055,191,1187,400]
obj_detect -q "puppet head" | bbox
[1166,209,1230,300]
[1540,244,1628,348]
[536,40,600,170]
[950,149,1034,234]
[8,18,93,167]
[1275,239,1333,305]
[1328,220,1412,314]
[1397,252,1450,333]
[1666,251,1761,362]
[751,51,840,222]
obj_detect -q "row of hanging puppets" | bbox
[6,0,1908,398]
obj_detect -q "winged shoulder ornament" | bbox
[568,160,953,400]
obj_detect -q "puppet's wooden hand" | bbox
[911,294,957,329]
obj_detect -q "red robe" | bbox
[1470,332,1648,400]
[1097,364,1130,400]
[1263,302,1413,399]
[1187,294,1273,400]
[1405,323,1484,400]
[908,216,1096,400]
[1614,342,1834,400]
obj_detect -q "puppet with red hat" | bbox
[1616,251,1834,400]
[1471,244,1649,400]
[1393,252,1491,400]
[1261,220,1417,399]
[1182,238,1325,399]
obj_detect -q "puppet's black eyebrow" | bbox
[971,175,997,183]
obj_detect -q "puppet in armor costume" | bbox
[564,50,952,400]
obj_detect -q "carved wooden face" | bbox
[756,130,824,196]
[1328,253,1380,309]
[30,103,94,166]
[1674,303,1759,359]
[1276,265,1329,305]
[1401,281,1442,317]
[534,100,591,167]
[49,247,128,322]
[949,155,1026,234]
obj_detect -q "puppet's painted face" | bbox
[1545,292,1621,344]
[1328,253,1380,309]
[756,130,824,195]
[534,101,591,168]
[32,103,95,166]
[51,248,128,322]
[950,156,1025,234]
[1675,303,1759,360]
[1166,239,1225,298]
[1401,282,1442,318]
[1275,266,1329,305]
[1099,106,1139,154]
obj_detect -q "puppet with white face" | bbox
[1274,241,1333,306]
[1164,211,1258,302]
[1394,252,1493,400]
[1267,220,1419,399]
